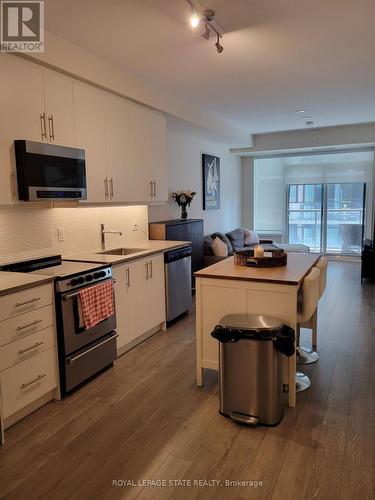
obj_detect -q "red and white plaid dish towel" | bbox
[78,281,114,329]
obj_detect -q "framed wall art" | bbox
[202,153,220,210]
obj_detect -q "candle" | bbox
[254,245,264,258]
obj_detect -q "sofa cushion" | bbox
[243,229,259,246]
[211,232,233,255]
[204,233,233,256]
[211,237,229,257]
[203,235,215,256]
[226,228,245,251]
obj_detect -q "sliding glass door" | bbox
[288,184,322,252]
[287,182,365,254]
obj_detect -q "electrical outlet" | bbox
[57,227,65,241]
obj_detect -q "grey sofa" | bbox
[204,228,310,266]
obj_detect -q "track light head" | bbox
[215,35,224,53]
[190,13,200,28]
[202,22,210,40]
[190,6,200,28]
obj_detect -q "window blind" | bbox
[254,151,374,234]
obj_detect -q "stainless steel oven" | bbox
[54,266,117,395]
[1,256,118,397]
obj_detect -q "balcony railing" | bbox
[288,209,363,254]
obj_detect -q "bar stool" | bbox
[312,256,328,348]
[297,256,328,363]
[296,267,320,391]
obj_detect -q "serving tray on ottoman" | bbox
[234,248,287,267]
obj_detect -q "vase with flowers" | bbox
[172,190,197,220]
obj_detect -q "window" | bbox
[253,151,374,250]
[287,182,366,254]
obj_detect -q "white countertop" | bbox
[0,272,54,296]
[64,240,191,265]
[0,241,190,295]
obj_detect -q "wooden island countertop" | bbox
[195,253,321,286]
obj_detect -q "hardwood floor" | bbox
[0,261,374,500]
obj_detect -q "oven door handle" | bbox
[66,334,118,365]
[62,279,116,301]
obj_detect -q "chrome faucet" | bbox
[101,223,123,250]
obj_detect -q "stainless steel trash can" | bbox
[211,314,295,426]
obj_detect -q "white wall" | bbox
[0,205,148,265]
[149,117,242,235]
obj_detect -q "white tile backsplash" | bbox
[0,205,149,264]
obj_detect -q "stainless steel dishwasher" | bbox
[164,246,192,322]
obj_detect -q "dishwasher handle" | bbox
[164,246,192,264]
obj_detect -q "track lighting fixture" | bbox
[215,34,224,53]
[185,0,224,54]
[202,22,210,40]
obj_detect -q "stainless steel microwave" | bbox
[14,140,87,201]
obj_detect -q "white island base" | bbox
[195,254,321,408]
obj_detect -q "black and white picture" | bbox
[202,154,220,210]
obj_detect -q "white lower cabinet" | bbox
[113,253,166,353]
[0,284,59,441]
[1,347,58,419]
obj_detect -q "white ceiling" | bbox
[45,0,375,134]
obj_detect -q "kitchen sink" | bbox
[98,248,145,256]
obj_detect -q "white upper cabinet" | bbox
[43,70,76,147]
[104,93,167,203]
[0,55,168,205]
[0,55,47,203]
[73,82,107,202]
[5,56,46,143]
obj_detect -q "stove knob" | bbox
[77,277,85,285]
[70,278,78,286]
[93,272,100,279]
[99,271,106,278]
[85,275,93,282]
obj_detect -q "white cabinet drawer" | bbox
[0,347,57,418]
[0,305,55,347]
[0,284,54,321]
[0,327,55,371]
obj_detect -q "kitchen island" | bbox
[195,253,321,407]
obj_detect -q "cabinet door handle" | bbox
[21,373,46,390]
[104,177,108,199]
[153,181,157,197]
[150,181,154,197]
[18,341,44,356]
[40,113,47,140]
[125,267,130,288]
[15,297,41,308]
[145,263,149,281]
[149,260,153,279]
[48,114,55,141]
[109,177,114,199]
[16,319,42,331]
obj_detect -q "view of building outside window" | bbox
[288,182,365,254]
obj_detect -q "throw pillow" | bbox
[226,228,245,251]
[211,236,229,257]
[243,228,260,246]
[211,232,233,255]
